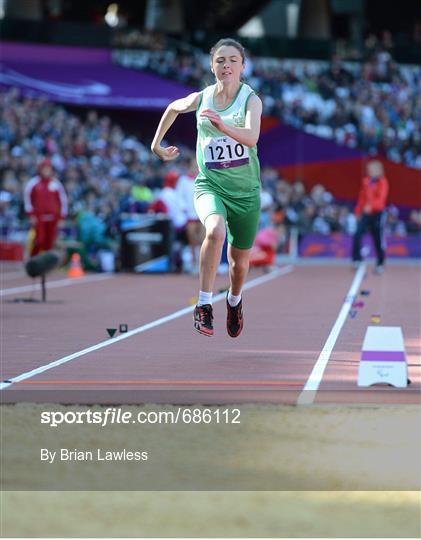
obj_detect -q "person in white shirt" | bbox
[176,159,204,271]
[159,170,187,231]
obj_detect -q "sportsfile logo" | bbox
[41,408,132,427]
[40,407,241,427]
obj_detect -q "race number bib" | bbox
[203,136,249,170]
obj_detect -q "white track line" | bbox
[297,263,366,405]
[0,274,112,296]
[0,265,293,390]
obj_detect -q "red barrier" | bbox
[0,242,24,261]
[279,157,421,208]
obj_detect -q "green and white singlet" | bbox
[194,82,261,249]
[195,82,261,198]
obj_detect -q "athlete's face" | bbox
[211,45,244,82]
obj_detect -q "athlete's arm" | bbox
[200,94,262,148]
[151,92,201,161]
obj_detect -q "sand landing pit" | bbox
[1,403,420,536]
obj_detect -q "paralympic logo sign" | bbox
[0,65,176,108]
[299,233,419,258]
[0,67,111,97]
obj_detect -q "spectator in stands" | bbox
[259,188,274,229]
[176,159,204,273]
[338,206,357,235]
[0,84,416,270]
[75,207,114,270]
[384,205,407,236]
[406,210,421,234]
[124,37,419,169]
[352,160,389,273]
[23,158,67,256]
[151,170,188,232]
[0,88,197,251]
[149,170,188,272]
[0,190,14,235]
[131,177,154,212]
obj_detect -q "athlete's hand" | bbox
[152,145,180,162]
[200,109,225,131]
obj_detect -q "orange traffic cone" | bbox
[67,253,85,278]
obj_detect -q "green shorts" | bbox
[194,190,261,249]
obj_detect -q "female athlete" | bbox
[151,38,262,337]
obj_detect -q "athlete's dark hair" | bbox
[210,38,246,64]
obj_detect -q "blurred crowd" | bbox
[117,33,420,169]
[0,88,193,237]
[0,88,419,269]
[258,169,420,252]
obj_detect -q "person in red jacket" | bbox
[352,160,389,273]
[24,158,68,256]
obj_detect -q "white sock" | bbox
[198,290,212,306]
[228,290,241,307]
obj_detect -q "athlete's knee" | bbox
[205,223,225,245]
[230,257,249,275]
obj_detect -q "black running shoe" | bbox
[193,304,214,336]
[226,296,243,338]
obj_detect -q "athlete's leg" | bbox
[227,196,260,296]
[200,213,226,292]
[227,244,250,296]
[224,199,260,338]
[192,192,227,335]
[192,213,225,336]
[194,192,227,294]
[225,199,260,294]
[224,244,249,338]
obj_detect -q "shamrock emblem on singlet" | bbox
[232,111,244,127]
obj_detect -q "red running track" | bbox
[2,262,420,405]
